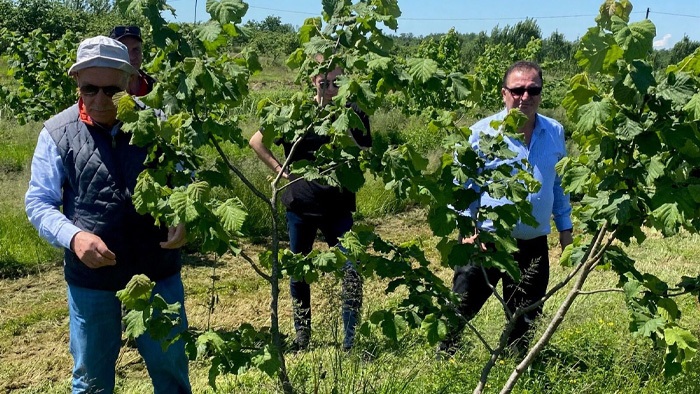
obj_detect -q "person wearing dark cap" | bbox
[109,25,156,96]
[25,36,191,393]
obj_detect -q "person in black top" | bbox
[249,65,371,351]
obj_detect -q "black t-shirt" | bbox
[277,103,371,216]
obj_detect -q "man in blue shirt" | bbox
[440,61,573,356]
[25,36,191,393]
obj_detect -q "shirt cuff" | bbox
[56,223,82,251]
[554,217,573,233]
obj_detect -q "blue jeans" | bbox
[286,210,363,349]
[67,273,191,394]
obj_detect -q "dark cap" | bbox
[109,26,142,42]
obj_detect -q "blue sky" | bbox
[168,0,700,49]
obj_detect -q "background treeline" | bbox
[2,1,697,71]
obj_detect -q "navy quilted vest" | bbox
[45,104,181,291]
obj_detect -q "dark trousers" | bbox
[286,210,362,348]
[452,235,550,347]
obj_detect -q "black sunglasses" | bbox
[79,85,124,97]
[504,86,542,97]
[318,79,339,89]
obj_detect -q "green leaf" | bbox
[170,190,199,222]
[421,314,447,345]
[563,84,596,120]
[187,181,210,204]
[650,203,682,235]
[251,344,281,378]
[116,274,155,309]
[197,21,223,44]
[629,60,655,95]
[127,110,160,147]
[298,17,322,44]
[664,326,699,375]
[683,93,700,121]
[122,310,147,339]
[576,27,623,74]
[645,155,665,185]
[575,99,614,133]
[380,312,399,342]
[215,198,248,235]
[427,205,457,237]
[656,72,696,106]
[613,18,655,61]
[406,58,438,84]
[206,0,248,25]
[658,298,680,322]
[115,93,139,123]
[561,165,591,194]
[616,116,644,141]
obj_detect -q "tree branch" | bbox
[208,133,271,205]
[464,320,494,353]
[577,288,624,295]
[498,223,613,394]
[481,265,513,320]
[239,250,272,282]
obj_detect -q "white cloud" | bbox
[653,33,672,49]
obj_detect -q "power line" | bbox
[400,13,644,21]
[651,11,700,19]
[249,6,317,16]
[246,5,656,22]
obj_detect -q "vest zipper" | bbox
[110,124,119,148]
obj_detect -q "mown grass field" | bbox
[1,68,699,394]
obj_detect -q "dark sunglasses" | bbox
[79,85,124,97]
[504,86,542,97]
[318,79,339,89]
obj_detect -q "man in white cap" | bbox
[25,36,191,393]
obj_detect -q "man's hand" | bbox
[461,233,487,252]
[559,229,573,250]
[70,231,116,269]
[160,223,186,249]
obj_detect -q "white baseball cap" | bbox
[68,36,137,76]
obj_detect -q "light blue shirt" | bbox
[465,109,572,240]
[25,128,82,250]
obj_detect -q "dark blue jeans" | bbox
[451,236,550,348]
[286,210,362,349]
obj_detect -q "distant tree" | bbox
[390,32,422,58]
[244,16,298,65]
[245,15,295,34]
[541,31,573,62]
[491,17,542,50]
[669,35,700,64]
[651,48,673,69]
[0,0,141,40]
[461,31,489,68]
[416,28,463,72]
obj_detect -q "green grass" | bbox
[0,119,62,276]
[0,207,63,278]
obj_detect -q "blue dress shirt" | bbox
[466,109,573,240]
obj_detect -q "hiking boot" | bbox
[287,328,310,353]
[435,333,461,360]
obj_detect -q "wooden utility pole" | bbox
[646,7,650,19]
